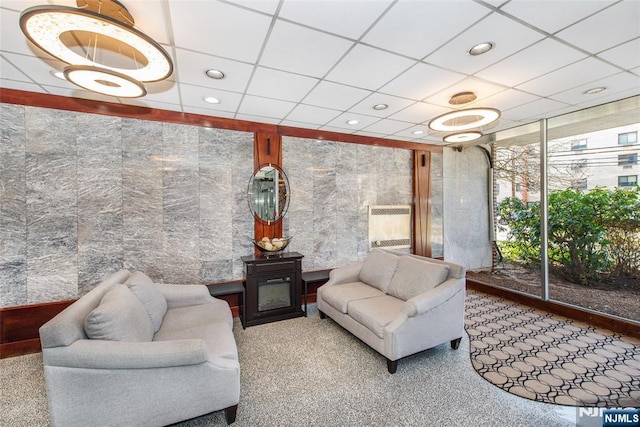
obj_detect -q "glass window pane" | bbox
[546,97,640,322]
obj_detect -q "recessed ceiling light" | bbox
[584,87,607,95]
[205,69,225,79]
[204,96,220,104]
[468,42,494,56]
[412,130,424,135]
[373,104,388,110]
[428,108,501,132]
[346,119,359,125]
[443,131,482,144]
[50,70,66,80]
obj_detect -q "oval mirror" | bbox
[247,164,290,223]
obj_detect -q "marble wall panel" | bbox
[431,152,444,258]
[25,108,78,303]
[0,104,27,306]
[77,114,123,293]
[283,137,415,270]
[443,147,492,269]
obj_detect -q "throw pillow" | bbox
[123,271,154,287]
[387,256,450,301]
[358,249,399,293]
[127,281,167,333]
[84,285,154,342]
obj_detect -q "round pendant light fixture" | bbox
[428,107,501,132]
[64,65,147,97]
[443,131,482,144]
[20,0,173,97]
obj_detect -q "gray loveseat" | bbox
[317,249,466,373]
[39,269,240,426]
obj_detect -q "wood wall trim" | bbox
[0,88,442,152]
[253,132,283,243]
[0,300,75,358]
[412,150,432,257]
[467,279,640,338]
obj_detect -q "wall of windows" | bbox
[489,96,639,322]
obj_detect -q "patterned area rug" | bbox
[465,291,640,407]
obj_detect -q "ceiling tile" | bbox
[379,63,466,101]
[179,83,243,112]
[1,52,68,86]
[237,94,296,118]
[575,87,640,110]
[279,0,392,40]
[42,84,119,102]
[224,0,280,15]
[480,89,542,113]
[260,20,353,78]
[169,0,272,62]
[501,98,569,122]
[1,6,47,57]
[285,104,341,125]
[501,0,615,34]
[516,57,621,97]
[326,44,415,90]
[0,78,40,92]
[598,38,640,71]
[279,119,321,130]
[388,102,450,124]
[247,67,318,102]
[348,93,415,117]
[476,38,587,87]
[182,107,236,119]
[354,130,388,138]
[1,54,31,81]
[174,49,255,93]
[424,77,508,108]
[302,80,371,110]
[318,125,357,134]
[392,125,431,140]
[362,1,490,59]
[550,71,640,105]
[362,118,412,135]
[235,113,281,124]
[323,112,380,130]
[555,1,640,54]
[425,13,544,75]
[119,1,170,45]
[141,80,181,105]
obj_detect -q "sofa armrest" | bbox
[156,284,214,308]
[42,339,212,369]
[323,262,364,287]
[402,278,465,317]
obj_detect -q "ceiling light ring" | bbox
[63,64,147,97]
[20,4,173,82]
[428,107,501,132]
[443,131,483,144]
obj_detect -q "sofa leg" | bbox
[386,358,398,374]
[224,404,238,424]
[451,337,462,350]
[319,310,326,319]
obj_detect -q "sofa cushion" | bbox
[84,285,154,342]
[347,295,405,339]
[387,256,450,301]
[358,249,399,293]
[126,281,167,333]
[154,300,237,360]
[320,282,384,314]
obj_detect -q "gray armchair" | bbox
[39,269,240,426]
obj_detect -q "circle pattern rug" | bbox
[465,291,640,407]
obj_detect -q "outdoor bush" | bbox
[498,186,640,285]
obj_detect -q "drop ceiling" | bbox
[1,0,639,145]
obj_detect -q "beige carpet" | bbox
[465,291,640,407]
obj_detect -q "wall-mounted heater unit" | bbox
[368,205,412,249]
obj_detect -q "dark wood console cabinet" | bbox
[241,252,304,327]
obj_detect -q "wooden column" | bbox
[413,150,432,257]
[253,132,283,245]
